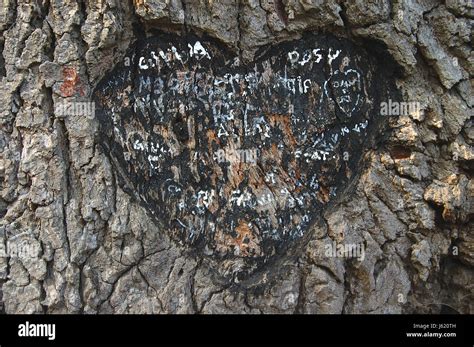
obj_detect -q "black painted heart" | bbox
[93,31,398,264]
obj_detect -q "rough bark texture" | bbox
[0,0,472,314]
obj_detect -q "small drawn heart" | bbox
[327,68,364,117]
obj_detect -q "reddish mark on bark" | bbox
[390,145,411,159]
[232,221,261,257]
[216,220,262,257]
[59,67,85,97]
[268,113,297,148]
[317,185,330,203]
[275,0,288,25]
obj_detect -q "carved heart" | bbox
[326,68,363,116]
[93,32,397,267]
